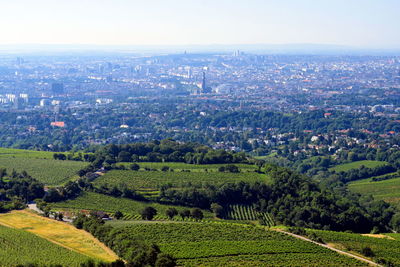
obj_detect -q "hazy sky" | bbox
[0,0,399,48]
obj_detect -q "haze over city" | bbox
[0,0,399,49]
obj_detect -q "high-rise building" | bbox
[201,72,212,94]
[19,93,29,103]
[13,97,23,110]
[5,94,16,102]
[16,57,24,65]
[51,83,64,95]
[201,72,206,91]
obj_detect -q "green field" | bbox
[0,224,92,266]
[118,162,259,172]
[307,229,400,265]
[224,205,275,226]
[0,157,87,186]
[94,169,266,193]
[329,160,388,172]
[0,147,56,159]
[0,147,88,186]
[107,222,365,266]
[349,176,400,209]
[49,192,213,219]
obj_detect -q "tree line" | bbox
[158,164,398,233]
[72,214,176,267]
[0,169,44,212]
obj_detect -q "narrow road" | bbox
[27,203,73,222]
[274,229,381,267]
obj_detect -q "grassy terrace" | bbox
[94,169,266,193]
[329,160,388,172]
[349,175,400,209]
[49,192,214,219]
[0,147,88,186]
[117,162,259,171]
[0,147,56,159]
[307,229,400,266]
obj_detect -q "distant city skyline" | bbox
[0,0,399,49]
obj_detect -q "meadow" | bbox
[49,192,213,219]
[0,210,118,262]
[108,222,365,266]
[307,229,400,266]
[94,169,266,192]
[0,148,88,186]
[329,160,387,172]
[348,176,400,209]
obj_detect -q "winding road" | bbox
[274,229,382,267]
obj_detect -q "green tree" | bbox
[190,208,204,221]
[166,208,178,219]
[210,203,224,218]
[114,210,123,220]
[161,166,170,172]
[155,253,176,267]
[141,207,157,220]
[361,246,374,257]
[0,168,7,178]
[130,163,140,171]
[179,209,190,220]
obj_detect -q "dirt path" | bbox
[27,203,43,214]
[274,229,381,267]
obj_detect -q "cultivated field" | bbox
[0,148,88,185]
[0,147,56,159]
[329,160,387,172]
[0,224,91,266]
[118,162,259,172]
[349,176,400,209]
[224,204,275,226]
[108,222,365,266]
[49,192,213,219]
[94,169,266,192]
[307,229,400,266]
[0,210,118,262]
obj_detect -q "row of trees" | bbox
[0,169,44,204]
[94,139,248,164]
[139,206,204,221]
[73,214,176,266]
[43,181,85,202]
[333,164,397,183]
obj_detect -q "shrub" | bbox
[361,246,374,257]
[141,207,157,220]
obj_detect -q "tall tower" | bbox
[201,71,206,93]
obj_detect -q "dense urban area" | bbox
[0,53,399,152]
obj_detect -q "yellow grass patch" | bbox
[0,210,118,262]
[361,234,395,240]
